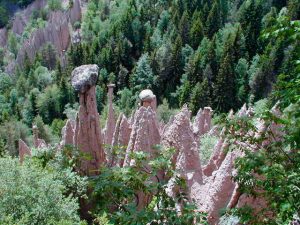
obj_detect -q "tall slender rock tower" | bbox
[71,64,105,175]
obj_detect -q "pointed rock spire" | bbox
[104,84,116,146]
[19,139,31,163]
[123,106,160,167]
[193,107,213,139]
[110,113,132,167]
[61,119,75,146]
[162,105,203,201]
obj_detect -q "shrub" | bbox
[48,0,62,11]
[199,133,218,165]
[157,99,179,123]
[91,146,208,224]
[0,157,83,225]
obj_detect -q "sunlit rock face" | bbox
[193,107,213,139]
[162,105,203,203]
[104,84,116,146]
[61,119,75,146]
[122,103,161,210]
[0,28,7,47]
[196,150,241,224]
[110,113,131,167]
[12,0,47,35]
[18,139,31,163]
[72,65,105,176]
[123,106,160,168]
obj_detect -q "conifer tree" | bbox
[213,46,237,112]
[205,0,221,38]
[179,11,190,44]
[239,0,263,59]
[189,11,204,49]
[130,53,157,92]
[190,78,211,114]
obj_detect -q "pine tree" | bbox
[170,36,184,89]
[239,0,263,59]
[205,0,221,38]
[130,53,157,92]
[190,78,211,114]
[189,11,204,49]
[178,75,191,107]
[179,11,190,44]
[213,48,237,112]
[288,0,300,19]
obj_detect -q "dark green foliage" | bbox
[239,0,263,59]
[190,78,211,114]
[213,45,237,112]
[205,0,222,38]
[0,5,9,28]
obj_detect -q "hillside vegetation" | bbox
[0,0,299,224]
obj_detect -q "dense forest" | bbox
[0,0,299,224]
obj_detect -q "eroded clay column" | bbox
[104,84,116,145]
[71,64,105,176]
[19,139,31,163]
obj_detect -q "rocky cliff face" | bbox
[16,66,280,222]
[16,10,70,69]
[5,0,82,74]
[12,0,47,35]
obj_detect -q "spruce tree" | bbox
[130,53,157,92]
[190,78,211,114]
[205,0,221,39]
[179,11,190,44]
[189,11,204,49]
[239,0,263,59]
[213,47,237,112]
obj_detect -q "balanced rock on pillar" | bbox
[71,64,105,176]
[139,89,157,111]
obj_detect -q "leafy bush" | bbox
[91,146,208,224]
[223,100,300,224]
[0,119,30,156]
[199,133,219,165]
[48,0,62,11]
[157,99,179,123]
[0,157,84,225]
